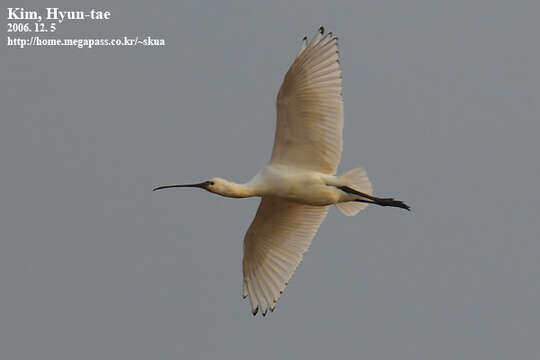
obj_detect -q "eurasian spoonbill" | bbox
[153,27,409,316]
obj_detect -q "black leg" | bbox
[339,186,410,211]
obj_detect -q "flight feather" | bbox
[271,28,343,174]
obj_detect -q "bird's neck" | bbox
[216,181,258,198]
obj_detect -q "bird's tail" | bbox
[336,167,373,216]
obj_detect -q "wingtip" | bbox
[252,307,259,316]
[319,26,325,34]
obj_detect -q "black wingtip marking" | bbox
[252,307,259,316]
[302,35,307,41]
[319,26,325,34]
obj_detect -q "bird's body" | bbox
[213,165,343,206]
[154,27,409,316]
[256,165,342,206]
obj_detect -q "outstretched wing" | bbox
[242,197,329,316]
[271,27,343,174]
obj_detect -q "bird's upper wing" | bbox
[242,197,329,315]
[271,28,343,174]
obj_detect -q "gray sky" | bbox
[1,0,539,359]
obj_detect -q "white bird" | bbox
[153,27,409,316]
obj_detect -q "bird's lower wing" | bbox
[272,27,343,174]
[242,197,329,316]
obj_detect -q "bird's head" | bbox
[153,177,235,197]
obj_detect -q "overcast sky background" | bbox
[1,1,539,359]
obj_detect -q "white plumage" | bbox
[243,28,342,315]
[273,29,342,174]
[153,27,409,316]
[243,197,328,315]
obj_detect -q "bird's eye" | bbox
[208,181,215,186]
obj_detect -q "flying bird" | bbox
[153,27,409,316]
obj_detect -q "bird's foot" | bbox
[375,197,410,211]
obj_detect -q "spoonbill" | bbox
[153,27,409,316]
